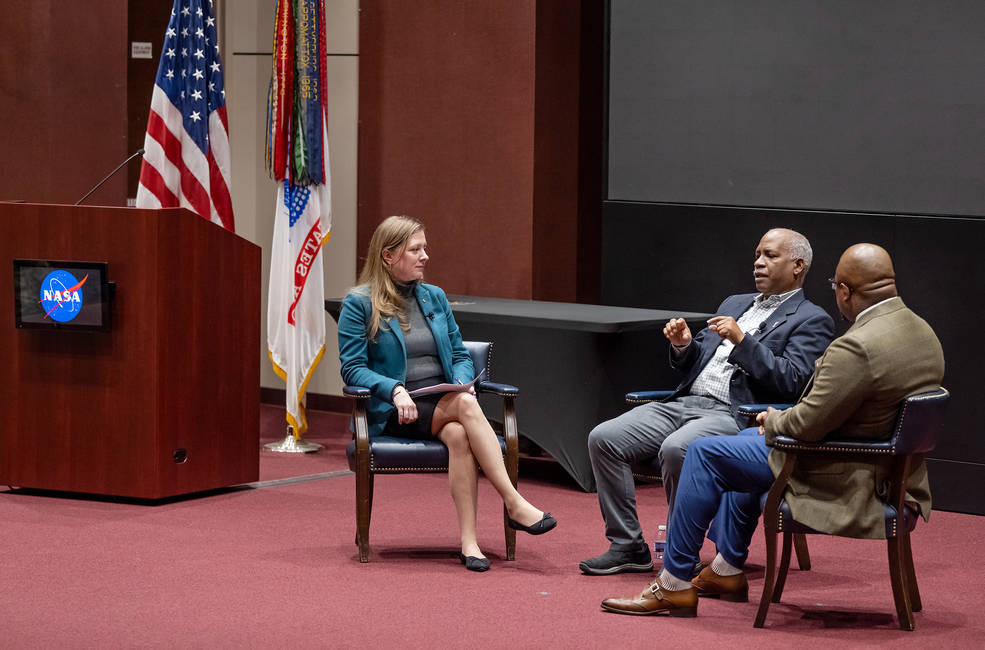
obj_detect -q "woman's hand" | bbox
[392,386,418,424]
[457,379,477,398]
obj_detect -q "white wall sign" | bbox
[131,42,152,59]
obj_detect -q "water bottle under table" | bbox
[653,524,667,561]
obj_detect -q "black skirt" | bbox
[381,377,447,440]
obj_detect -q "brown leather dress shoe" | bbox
[600,579,698,617]
[691,565,749,602]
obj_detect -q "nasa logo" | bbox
[38,269,88,323]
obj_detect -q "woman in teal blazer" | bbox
[339,281,472,436]
[338,216,556,571]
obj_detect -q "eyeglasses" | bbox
[828,278,854,293]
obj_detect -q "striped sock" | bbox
[657,569,694,591]
[711,552,743,576]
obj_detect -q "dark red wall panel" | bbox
[1,1,129,206]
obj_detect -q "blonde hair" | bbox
[357,215,424,340]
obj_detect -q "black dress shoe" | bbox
[579,546,653,576]
[458,553,490,572]
[507,512,557,535]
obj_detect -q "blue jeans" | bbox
[662,428,775,580]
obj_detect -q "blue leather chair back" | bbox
[892,387,949,455]
[763,387,949,539]
[463,341,492,387]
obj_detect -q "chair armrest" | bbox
[625,390,674,404]
[477,381,519,397]
[737,403,794,417]
[343,385,372,399]
[769,434,898,455]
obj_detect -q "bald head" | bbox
[833,243,898,321]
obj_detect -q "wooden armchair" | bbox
[754,387,950,631]
[343,341,519,563]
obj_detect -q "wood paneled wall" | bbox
[1,1,129,205]
[357,0,602,301]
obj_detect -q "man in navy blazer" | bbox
[580,228,835,576]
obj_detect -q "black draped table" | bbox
[326,295,711,491]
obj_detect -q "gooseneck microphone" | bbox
[74,148,145,206]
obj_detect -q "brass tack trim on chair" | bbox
[368,458,449,473]
[485,342,493,382]
[772,442,893,454]
[891,403,910,455]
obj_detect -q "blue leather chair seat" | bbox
[346,435,506,473]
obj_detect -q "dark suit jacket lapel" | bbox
[753,289,805,344]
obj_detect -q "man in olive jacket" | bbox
[599,243,946,617]
[761,277,944,537]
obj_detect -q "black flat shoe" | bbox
[458,553,490,572]
[507,512,557,535]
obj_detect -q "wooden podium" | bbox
[0,203,260,498]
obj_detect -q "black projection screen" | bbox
[607,1,985,217]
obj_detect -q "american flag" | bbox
[136,0,234,231]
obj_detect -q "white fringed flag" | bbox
[266,0,331,435]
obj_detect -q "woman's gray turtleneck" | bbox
[396,282,444,386]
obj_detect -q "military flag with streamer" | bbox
[266,0,332,437]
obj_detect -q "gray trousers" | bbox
[587,395,739,550]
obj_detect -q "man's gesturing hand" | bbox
[708,316,744,344]
[663,318,692,347]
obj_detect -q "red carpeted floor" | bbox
[1,405,983,647]
[258,407,352,481]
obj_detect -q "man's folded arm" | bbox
[764,336,870,444]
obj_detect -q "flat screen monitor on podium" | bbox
[13,259,112,332]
